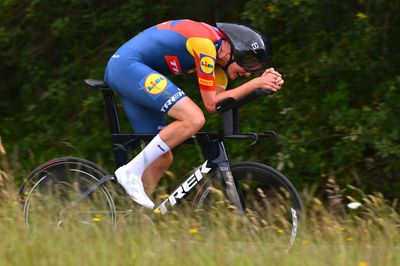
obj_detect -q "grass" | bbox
[0,142,399,266]
[0,182,399,266]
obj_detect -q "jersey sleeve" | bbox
[215,65,228,89]
[186,37,218,91]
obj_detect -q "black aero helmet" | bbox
[216,22,272,72]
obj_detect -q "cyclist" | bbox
[104,19,284,209]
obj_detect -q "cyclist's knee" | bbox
[167,96,205,133]
[187,113,205,132]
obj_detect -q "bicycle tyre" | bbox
[19,157,117,231]
[194,162,302,246]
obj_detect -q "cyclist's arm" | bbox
[201,79,259,112]
[201,72,282,112]
[187,37,281,112]
[186,37,242,112]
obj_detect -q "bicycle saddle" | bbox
[84,79,109,90]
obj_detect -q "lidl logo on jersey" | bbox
[140,73,169,99]
[199,54,215,75]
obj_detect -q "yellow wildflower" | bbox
[358,262,368,266]
[159,193,169,200]
[356,12,367,20]
[190,228,199,234]
[92,214,102,222]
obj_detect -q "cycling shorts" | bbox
[104,56,186,134]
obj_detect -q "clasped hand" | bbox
[256,68,284,92]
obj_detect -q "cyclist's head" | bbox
[216,22,272,73]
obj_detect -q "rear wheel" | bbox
[19,157,117,232]
[194,162,302,246]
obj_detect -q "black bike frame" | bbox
[110,131,246,214]
[84,79,275,215]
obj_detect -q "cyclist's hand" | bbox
[255,69,284,92]
[262,67,284,91]
[262,67,282,78]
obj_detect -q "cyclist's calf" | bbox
[142,151,173,194]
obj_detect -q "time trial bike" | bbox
[19,79,302,246]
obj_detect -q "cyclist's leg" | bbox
[142,151,173,194]
[120,96,206,193]
[105,60,205,207]
[138,97,205,195]
[120,93,205,187]
[161,97,205,148]
[119,96,166,135]
[110,62,205,169]
[119,97,174,194]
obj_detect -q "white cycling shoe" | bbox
[115,165,155,209]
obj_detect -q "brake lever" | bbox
[247,132,259,147]
[246,130,277,147]
[263,130,277,137]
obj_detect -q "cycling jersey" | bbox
[104,19,228,133]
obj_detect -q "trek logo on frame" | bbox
[155,161,211,214]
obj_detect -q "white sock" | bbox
[125,134,170,177]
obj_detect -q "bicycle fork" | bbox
[213,141,246,215]
[217,161,245,215]
[198,135,246,214]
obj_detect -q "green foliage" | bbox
[242,0,400,197]
[0,0,399,197]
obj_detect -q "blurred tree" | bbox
[0,0,398,198]
[242,0,400,197]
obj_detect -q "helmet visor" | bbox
[235,52,266,73]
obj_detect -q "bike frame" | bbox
[82,80,276,215]
[110,131,246,215]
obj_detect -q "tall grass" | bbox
[1,141,399,266]
[1,185,399,266]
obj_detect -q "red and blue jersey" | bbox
[116,19,228,91]
[104,20,229,133]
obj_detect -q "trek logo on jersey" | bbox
[199,54,215,75]
[160,89,185,112]
[140,73,168,99]
[165,55,182,74]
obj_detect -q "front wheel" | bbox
[19,157,117,232]
[194,162,302,246]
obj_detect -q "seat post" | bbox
[101,89,134,168]
[101,89,121,134]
